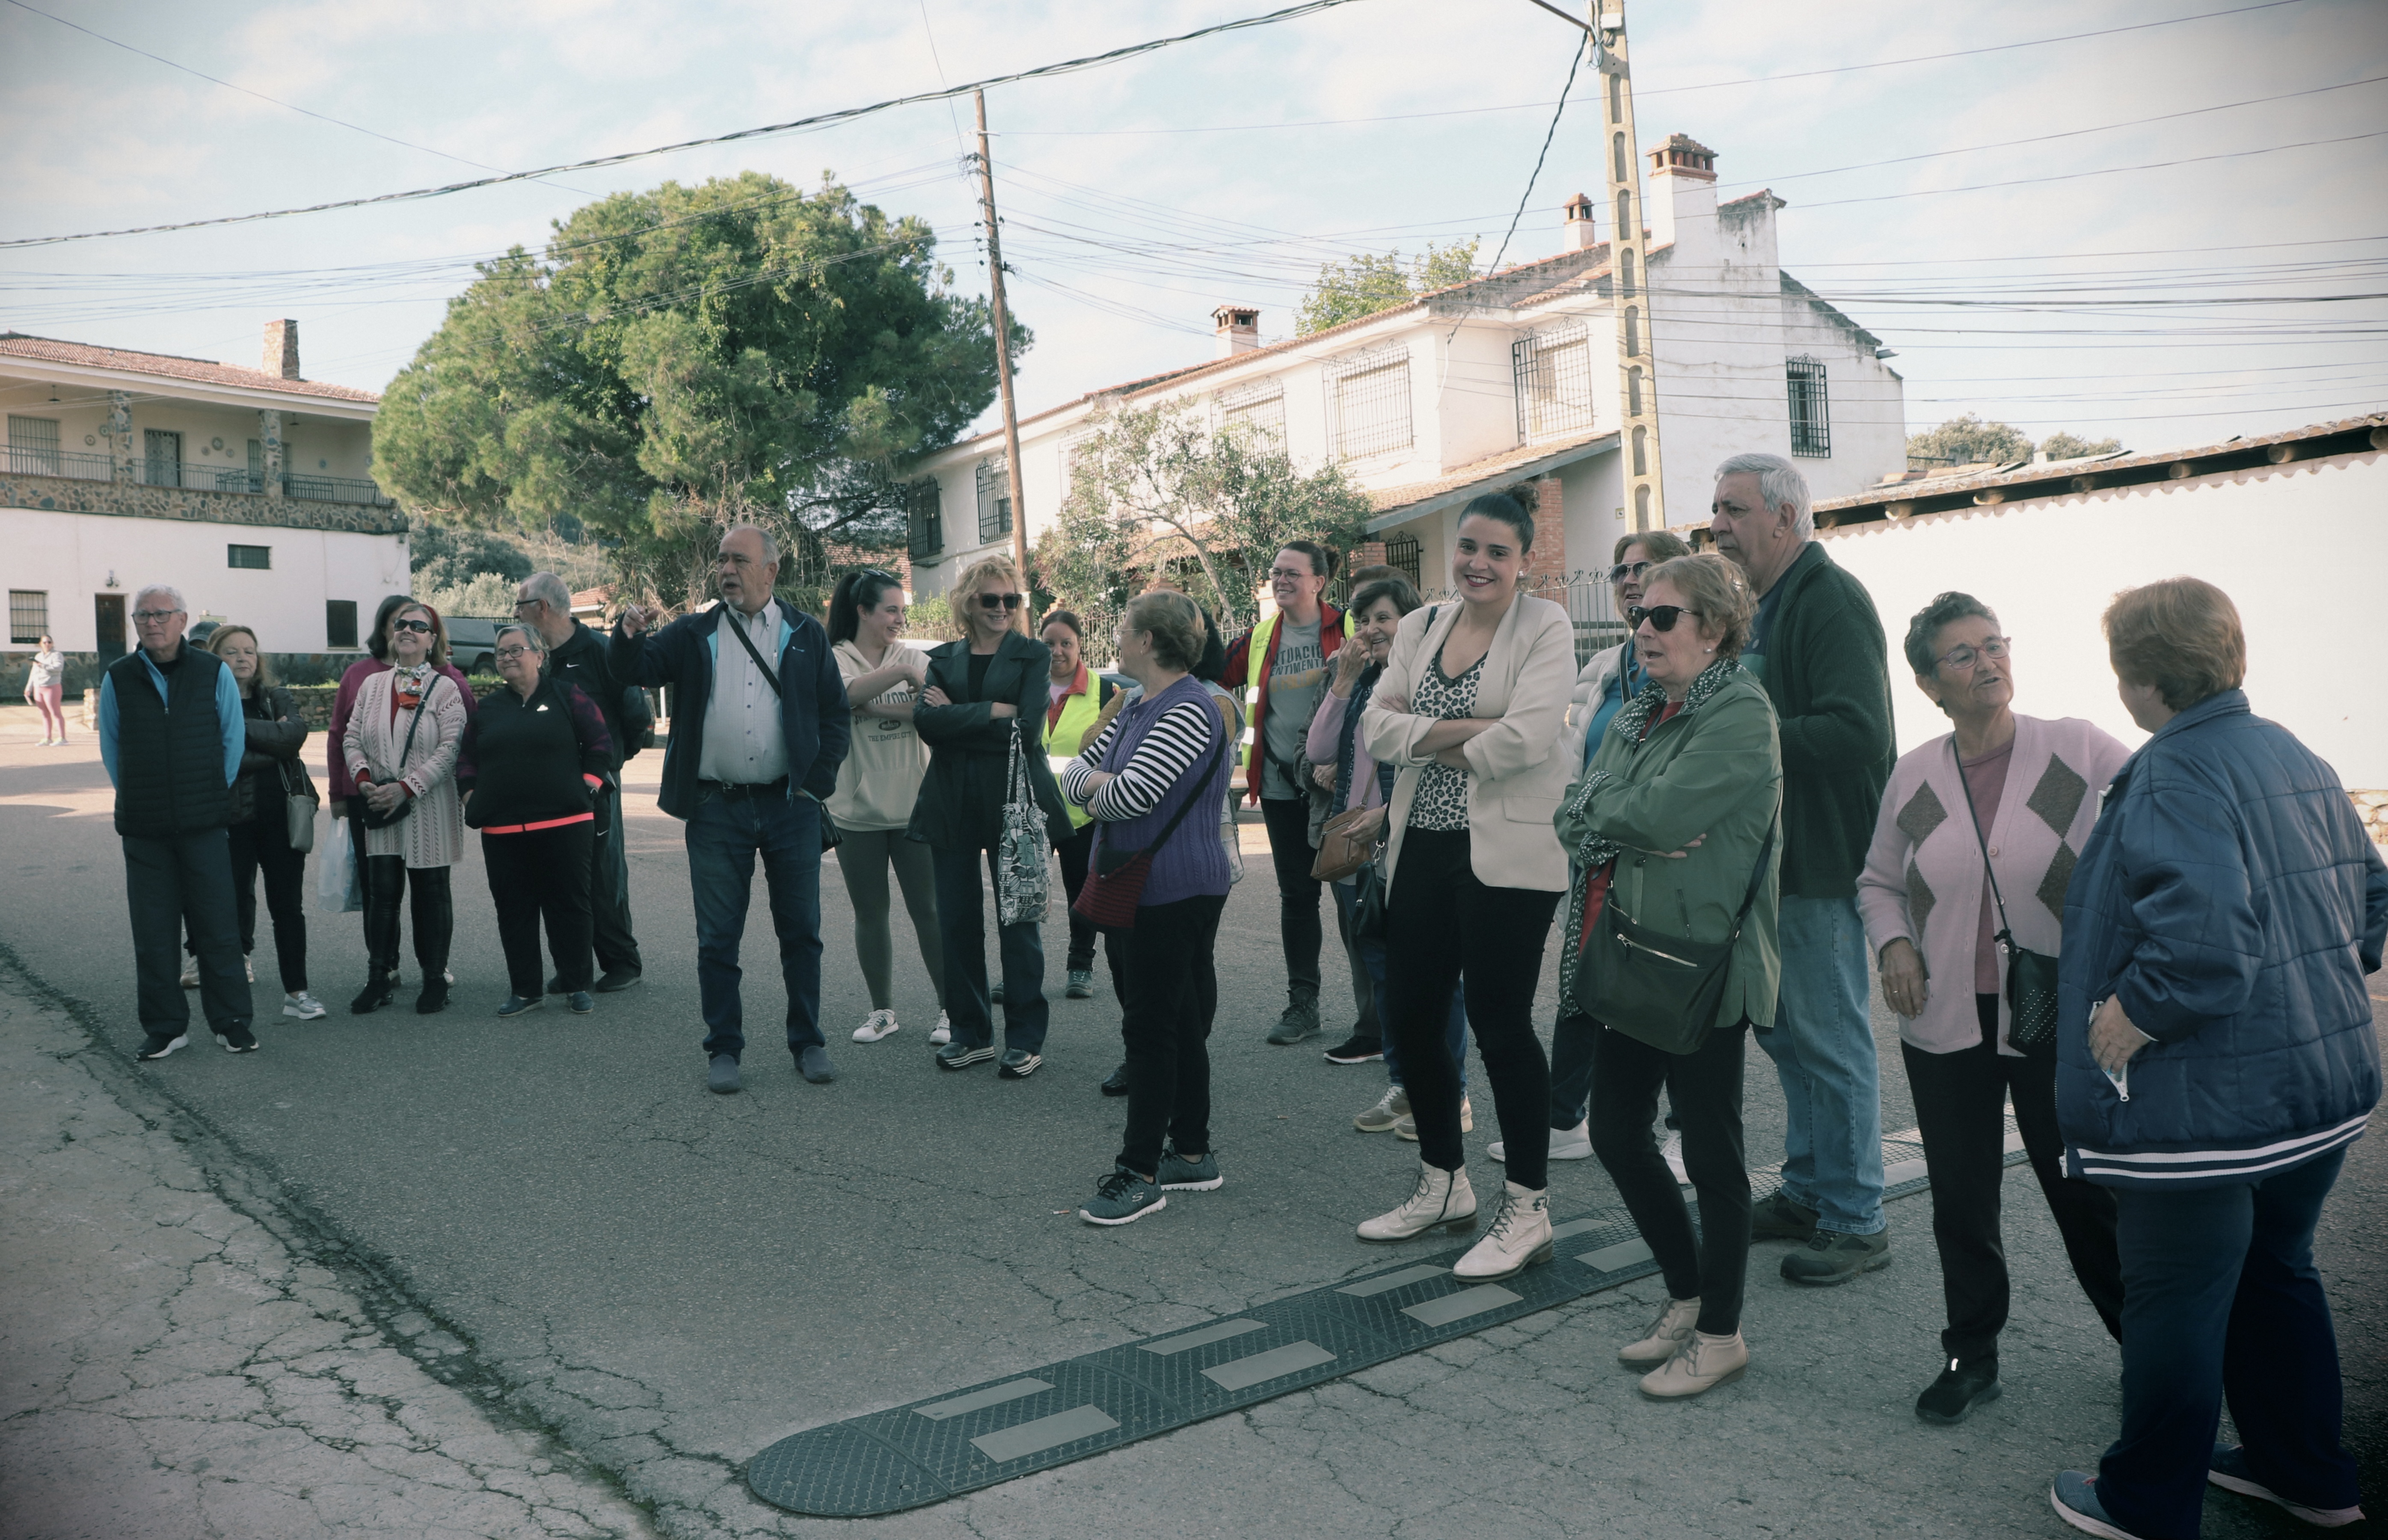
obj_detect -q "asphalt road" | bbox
[1,710,2378,1540]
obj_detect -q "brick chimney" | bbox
[1212,305,1260,358]
[263,319,300,379]
[1561,192,1599,253]
[1646,134,1718,255]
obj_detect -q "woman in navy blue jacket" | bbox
[2050,578,2385,1540]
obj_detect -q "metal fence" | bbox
[1,447,388,504]
[1408,572,1624,668]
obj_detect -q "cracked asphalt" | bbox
[1,712,2380,1539]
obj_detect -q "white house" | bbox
[905,132,1907,605]
[0,321,406,690]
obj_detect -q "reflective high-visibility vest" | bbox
[1044,666,1111,831]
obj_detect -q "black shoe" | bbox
[497,994,543,1019]
[546,975,567,995]
[595,968,643,994]
[1781,1227,1892,1285]
[998,1048,1042,1079]
[136,1031,190,1061]
[415,977,450,1015]
[350,976,395,1015]
[1099,1062,1130,1096]
[567,991,596,1015]
[214,1024,259,1054]
[798,1045,838,1083]
[1916,1356,2001,1425]
[1750,1188,1820,1241]
[1323,1034,1384,1065]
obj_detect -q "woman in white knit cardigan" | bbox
[1856,591,2128,1429]
[343,602,468,1015]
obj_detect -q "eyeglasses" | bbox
[512,597,542,611]
[1268,567,1316,583]
[1628,604,1697,633]
[131,609,181,623]
[1936,636,2012,672]
[390,618,435,635]
[493,645,535,661]
[1607,561,1653,584]
[977,592,1024,611]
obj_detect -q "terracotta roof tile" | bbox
[0,332,379,404]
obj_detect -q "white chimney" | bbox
[262,318,300,379]
[1212,304,1260,358]
[1561,192,1599,253]
[1646,134,1717,256]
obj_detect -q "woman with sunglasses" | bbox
[1355,492,1576,1282]
[341,602,468,1015]
[1559,552,1780,1400]
[1857,592,2127,1426]
[911,557,1071,1079]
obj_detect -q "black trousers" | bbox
[1383,828,1560,1190]
[482,823,595,998]
[1902,994,2124,1362]
[1589,1019,1752,1336]
[1107,892,1226,1178]
[1259,795,1323,999]
[1053,820,1106,977]
[587,791,641,977]
[364,856,451,980]
[124,831,252,1036]
[228,814,309,992]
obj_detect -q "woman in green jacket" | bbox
[1555,552,1782,1401]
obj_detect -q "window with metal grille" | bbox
[906,478,944,560]
[1786,355,1831,458]
[1511,325,1594,443]
[228,544,272,570]
[1327,349,1413,460]
[1382,531,1422,588]
[9,590,48,645]
[7,415,61,475]
[1216,380,1286,442]
[144,428,182,487]
[974,458,1012,545]
[326,599,359,649]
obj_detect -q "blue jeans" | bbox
[1332,877,1464,1090]
[2100,1148,2358,1540]
[683,789,823,1060]
[931,842,1048,1054]
[1754,893,1885,1235]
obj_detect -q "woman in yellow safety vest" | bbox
[1041,610,1119,1004]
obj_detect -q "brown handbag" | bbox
[1310,805,1380,883]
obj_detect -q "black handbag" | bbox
[1351,860,1389,943]
[1572,821,1775,1056]
[1952,740,2061,1057]
[720,605,840,851]
[359,675,442,830]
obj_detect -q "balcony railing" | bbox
[2,447,390,505]
[281,471,389,505]
[3,447,115,482]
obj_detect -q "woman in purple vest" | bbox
[1062,590,1237,1226]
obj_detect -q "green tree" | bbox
[373,171,1023,613]
[1038,406,1374,641]
[2038,430,2124,461]
[409,524,533,593]
[1906,414,2032,468]
[1296,240,1479,335]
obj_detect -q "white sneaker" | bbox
[1661,1130,1690,1186]
[1393,1096,1471,1142]
[282,991,326,1021]
[1491,1118,1593,1163]
[1452,1181,1553,1282]
[1357,1162,1477,1243]
[1619,1296,1702,1367]
[1353,1085,1408,1133]
[853,1009,901,1043]
[928,1011,952,1046]
[245,957,255,983]
[179,958,200,989]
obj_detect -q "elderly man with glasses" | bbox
[98,584,257,1059]
[516,570,645,994]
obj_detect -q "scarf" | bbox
[391,661,435,711]
[1327,663,1386,819]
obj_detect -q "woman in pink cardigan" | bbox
[1858,592,2128,1428]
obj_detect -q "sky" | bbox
[3,0,2384,463]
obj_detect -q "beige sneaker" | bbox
[1639,1330,1748,1399]
[1357,1162,1477,1243]
[179,958,200,989]
[1354,1085,1409,1133]
[1393,1096,1472,1142]
[1453,1181,1552,1282]
[1619,1297,1702,1367]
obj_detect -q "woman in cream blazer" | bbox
[1354,492,1578,1282]
[342,604,468,1015]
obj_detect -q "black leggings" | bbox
[1382,828,1560,1190]
[482,823,594,998]
[1589,1019,1752,1336]
[228,814,308,992]
[1107,893,1226,1178]
[364,856,451,980]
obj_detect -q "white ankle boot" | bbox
[1357,1162,1477,1243]
[1453,1181,1552,1281]
[1639,1329,1748,1399]
[1619,1296,1701,1366]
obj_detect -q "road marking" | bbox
[1336,1264,1447,1297]
[970,1405,1119,1463]
[1577,1238,1655,1273]
[1139,1320,1265,1356]
[1402,1284,1522,1327]
[1550,1218,1607,1242]
[1883,1158,1930,1187]
[915,1379,1052,1422]
[1200,1341,1337,1392]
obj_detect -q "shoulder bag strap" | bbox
[1726,817,1778,941]
[1117,703,1229,855]
[391,673,438,775]
[1949,738,2018,950]
[723,608,785,699]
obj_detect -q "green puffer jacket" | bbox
[1554,666,1784,1030]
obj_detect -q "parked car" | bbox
[443,615,507,675]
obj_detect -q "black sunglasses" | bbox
[390,617,436,635]
[976,592,1024,610]
[1607,560,1653,584]
[1628,604,1697,633]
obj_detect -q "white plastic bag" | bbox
[317,820,360,913]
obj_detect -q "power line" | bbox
[1797,130,2388,210]
[0,0,1375,251]
[1485,35,1583,274]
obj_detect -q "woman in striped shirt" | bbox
[1062,591,1237,1227]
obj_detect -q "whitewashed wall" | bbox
[1822,450,2387,788]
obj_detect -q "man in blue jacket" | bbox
[611,526,849,1096]
[2050,578,2383,1540]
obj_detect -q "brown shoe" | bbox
[1639,1330,1748,1399]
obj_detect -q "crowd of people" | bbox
[92,450,2380,1540]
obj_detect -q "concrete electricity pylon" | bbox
[1593,2,1665,531]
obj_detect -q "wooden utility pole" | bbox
[974,89,1031,594]
[1594,2,1666,531]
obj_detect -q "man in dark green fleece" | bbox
[1711,453,1898,1286]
